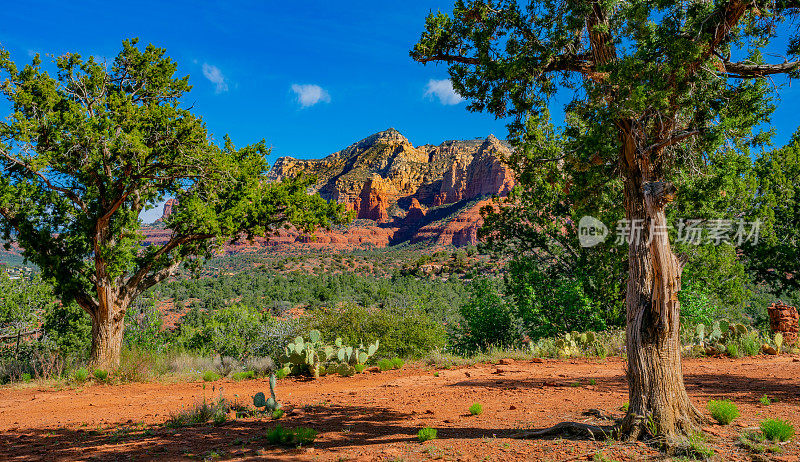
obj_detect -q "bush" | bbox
[271,409,284,419]
[377,359,393,372]
[306,304,446,358]
[92,369,109,382]
[449,278,518,355]
[266,425,317,447]
[275,367,289,379]
[391,358,404,369]
[417,427,437,442]
[73,367,89,383]
[759,395,772,406]
[707,400,739,425]
[761,419,794,441]
[354,364,366,373]
[202,370,221,382]
[232,370,255,381]
[167,398,228,428]
[21,372,32,382]
[469,403,483,416]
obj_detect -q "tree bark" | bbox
[85,286,128,369]
[618,142,703,442]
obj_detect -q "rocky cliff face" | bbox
[268,128,514,240]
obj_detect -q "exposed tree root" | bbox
[582,408,617,421]
[511,421,614,440]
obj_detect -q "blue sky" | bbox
[1,1,798,222]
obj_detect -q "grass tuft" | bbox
[760,419,794,442]
[468,403,483,416]
[417,427,437,442]
[707,399,739,425]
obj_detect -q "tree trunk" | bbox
[88,289,128,369]
[618,170,703,442]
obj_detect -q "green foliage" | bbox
[390,358,404,369]
[271,409,284,419]
[707,400,739,425]
[281,330,333,378]
[123,299,165,353]
[377,359,393,372]
[417,427,437,442]
[180,304,264,359]
[232,370,255,381]
[450,278,518,355]
[266,425,317,447]
[201,371,220,382]
[306,304,445,358]
[760,419,795,442]
[683,433,715,460]
[468,403,483,416]
[92,369,109,382]
[21,372,31,382]
[275,367,289,380]
[73,367,89,383]
[41,301,92,360]
[354,364,366,373]
[726,343,740,358]
[759,395,772,406]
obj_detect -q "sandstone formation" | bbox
[769,302,799,346]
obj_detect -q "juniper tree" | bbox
[412,0,799,441]
[0,39,347,368]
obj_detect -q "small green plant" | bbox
[391,357,404,369]
[707,399,739,425]
[588,378,597,385]
[354,364,366,373]
[592,453,619,462]
[760,418,794,442]
[684,433,714,459]
[378,358,393,372]
[275,367,289,379]
[620,402,629,412]
[759,395,772,406]
[73,367,89,383]
[266,425,317,447]
[93,369,109,382]
[726,343,741,358]
[271,409,284,419]
[21,373,32,382]
[232,370,255,381]
[468,403,483,416]
[167,398,228,428]
[417,427,437,442]
[202,370,221,382]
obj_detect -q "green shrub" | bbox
[266,425,317,447]
[353,364,366,373]
[306,304,446,358]
[377,359,393,372]
[21,373,32,382]
[741,333,761,356]
[707,400,739,425]
[232,370,255,381]
[468,403,483,416]
[275,367,289,379]
[417,427,437,442]
[73,367,89,383]
[449,278,518,355]
[271,409,284,419]
[167,398,228,428]
[92,369,109,382]
[202,370,221,382]
[391,358,404,369]
[761,419,794,441]
[759,395,772,406]
[684,433,715,459]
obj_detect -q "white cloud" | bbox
[202,63,229,93]
[424,79,464,105]
[291,84,331,108]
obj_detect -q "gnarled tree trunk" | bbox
[618,138,703,442]
[80,285,130,369]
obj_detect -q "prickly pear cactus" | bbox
[252,372,282,412]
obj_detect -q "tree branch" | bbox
[723,60,800,77]
[0,147,88,213]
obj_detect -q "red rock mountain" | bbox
[150,129,514,250]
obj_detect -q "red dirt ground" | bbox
[1,356,799,461]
